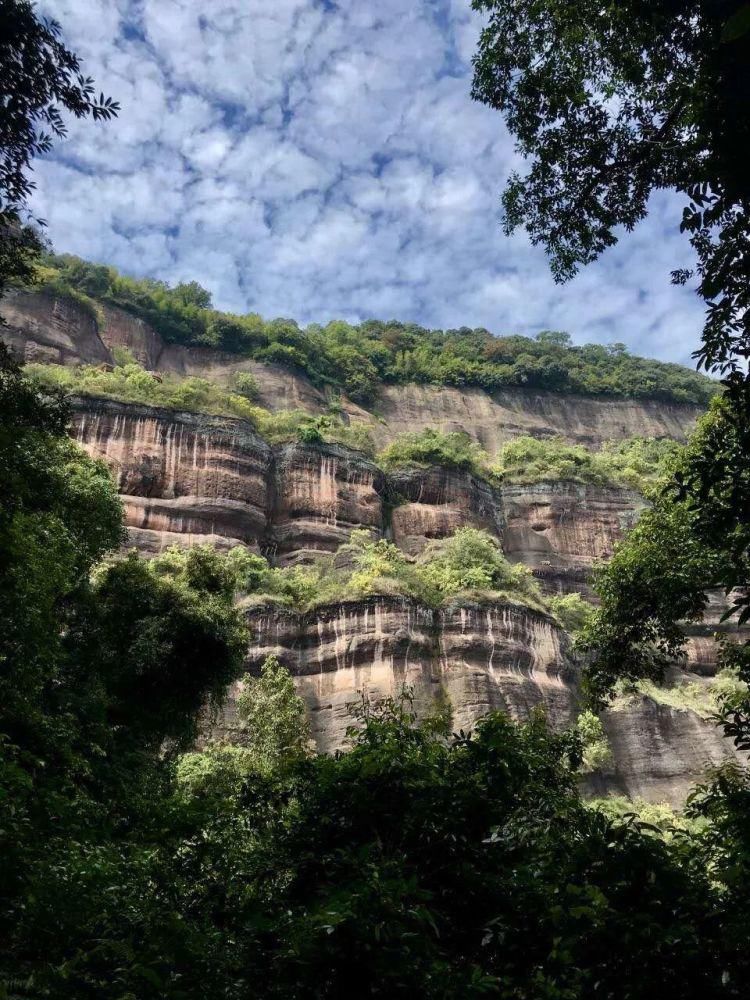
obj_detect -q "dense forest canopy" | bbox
[24,252,718,406]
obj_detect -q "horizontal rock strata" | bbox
[388,465,505,555]
[500,481,647,597]
[71,398,272,552]
[2,289,703,447]
[272,442,385,564]
[214,597,580,754]
[5,289,740,807]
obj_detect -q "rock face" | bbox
[500,482,647,597]
[70,398,644,589]
[1,290,112,366]
[372,382,702,451]
[389,465,505,555]
[272,443,385,564]
[215,597,580,754]
[71,397,272,553]
[585,696,735,808]
[71,397,385,559]
[1,288,703,448]
[2,287,737,805]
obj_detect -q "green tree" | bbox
[581,397,746,702]
[234,655,311,774]
[173,279,212,310]
[0,2,119,292]
[471,0,750,380]
[27,252,718,405]
[213,697,729,998]
[0,348,249,992]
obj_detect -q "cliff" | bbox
[2,288,703,448]
[215,596,579,754]
[2,287,738,806]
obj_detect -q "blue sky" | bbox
[33,0,705,365]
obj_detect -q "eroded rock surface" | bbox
[215,597,580,754]
[71,397,272,553]
[500,482,646,596]
[584,696,737,808]
[272,443,384,564]
[1,289,703,448]
[389,465,504,555]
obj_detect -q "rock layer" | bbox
[71,397,272,553]
[272,442,384,564]
[214,597,580,754]
[500,481,646,596]
[389,465,505,555]
[584,696,736,808]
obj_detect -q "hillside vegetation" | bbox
[26,360,680,495]
[225,527,550,614]
[26,253,717,406]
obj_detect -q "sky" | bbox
[32,0,706,365]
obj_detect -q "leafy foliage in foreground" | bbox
[0,4,118,296]
[582,396,749,702]
[24,252,718,405]
[0,345,248,994]
[471,0,750,381]
[156,694,737,999]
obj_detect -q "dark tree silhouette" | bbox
[0,0,119,292]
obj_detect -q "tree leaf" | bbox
[722,4,750,41]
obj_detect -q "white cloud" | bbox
[32,0,704,365]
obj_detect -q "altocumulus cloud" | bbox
[32,0,704,364]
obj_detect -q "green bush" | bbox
[574,710,613,772]
[548,592,595,634]
[378,429,490,477]
[414,527,544,608]
[26,360,263,423]
[493,434,680,491]
[588,796,708,839]
[254,409,375,455]
[228,527,548,614]
[233,371,259,401]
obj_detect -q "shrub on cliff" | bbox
[493,434,680,492]
[26,359,263,422]
[415,526,544,608]
[378,428,490,477]
[548,592,595,634]
[230,528,548,613]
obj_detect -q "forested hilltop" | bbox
[28,253,717,406]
